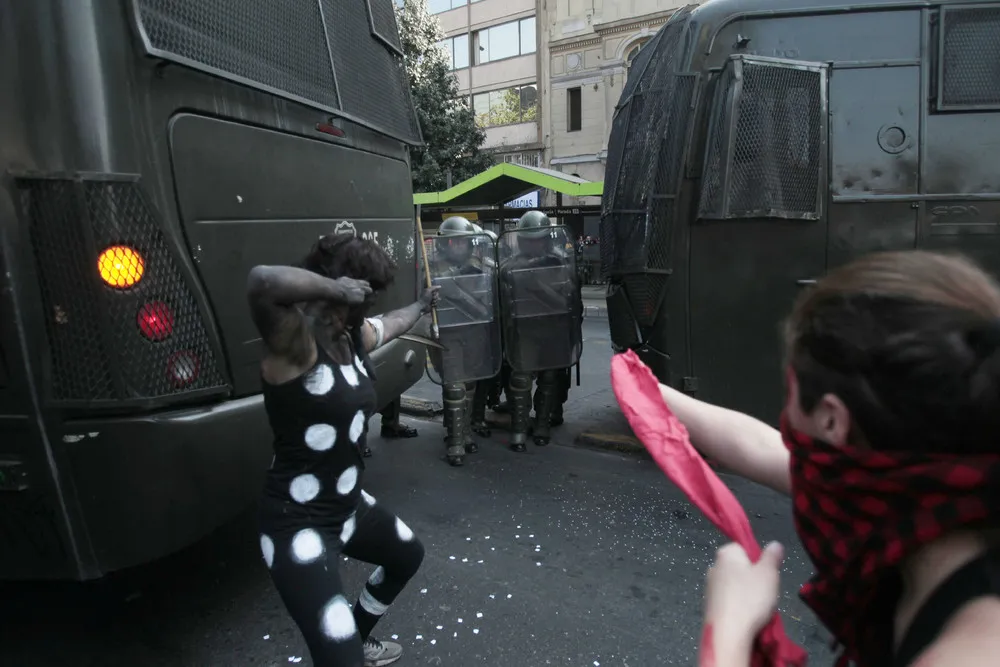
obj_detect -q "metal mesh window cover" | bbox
[367,0,404,56]
[322,0,421,143]
[938,6,1000,110]
[698,56,827,221]
[132,0,421,144]
[17,175,229,406]
[133,0,339,110]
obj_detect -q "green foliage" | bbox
[396,0,494,193]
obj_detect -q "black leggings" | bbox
[262,497,425,667]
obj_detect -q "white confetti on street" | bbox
[473,628,480,635]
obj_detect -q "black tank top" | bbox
[893,547,1000,667]
[260,336,377,523]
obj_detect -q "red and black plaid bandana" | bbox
[780,413,1000,666]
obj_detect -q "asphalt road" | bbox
[0,320,834,667]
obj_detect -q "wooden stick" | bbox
[415,205,439,339]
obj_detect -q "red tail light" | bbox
[167,350,200,388]
[137,301,174,341]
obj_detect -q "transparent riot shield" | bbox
[423,232,502,385]
[497,225,583,373]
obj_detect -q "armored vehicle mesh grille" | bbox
[939,7,1000,109]
[18,176,228,405]
[700,59,824,220]
[322,0,420,143]
[600,6,694,290]
[133,0,420,143]
[367,0,404,55]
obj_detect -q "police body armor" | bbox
[498,212,583,450]
[426,217,501,466]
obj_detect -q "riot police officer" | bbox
[429,216,502,466]
[498,211,583,452]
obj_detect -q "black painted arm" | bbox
[246,265,370,355]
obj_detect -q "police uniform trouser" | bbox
[442,381,476,457]
[507,371,533,446]
[534,367,571,421]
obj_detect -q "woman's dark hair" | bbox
[300,233,396,292]
[783,250,1000,454]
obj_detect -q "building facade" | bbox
[431,0,544,167]
[540,1,687,210]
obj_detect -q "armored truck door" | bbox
[688,55,829,423]
[826,63,921,269]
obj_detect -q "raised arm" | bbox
[247,265,370,355]
[360,286,440,353]
[659,383,791,496]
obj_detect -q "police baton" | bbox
[415,205,440,340]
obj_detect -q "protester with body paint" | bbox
[247,233,439,667]
[657,251,1000,667]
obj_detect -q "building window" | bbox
[438,33,469,70]
[472,83,538,127]
[428,0,466,15]
[625,38,651,80]
[474,17,536,65]
[567,87,582,132]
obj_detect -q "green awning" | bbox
[413,163,603,207]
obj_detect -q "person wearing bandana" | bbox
[659,251,1000,667]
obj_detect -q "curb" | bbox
[584,305,608,319]
[573,431,649,456]
[399,395,443,418]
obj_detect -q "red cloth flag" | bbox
[611,350,807,667]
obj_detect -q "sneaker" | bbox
[363,637,403,666]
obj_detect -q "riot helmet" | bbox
[437,216,476,265]
[515,210,553,258]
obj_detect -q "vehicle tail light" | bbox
[137,301,174,341]
[98,245,144,288]
[167,350,200,388]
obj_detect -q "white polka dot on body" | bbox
[336,466,358,495]
[303,364,334,395]
[349,411,365,444]
[361,490,376,505]
[395,517,414,542]
[260,534,275,568]
[304,423,337,452]
[290,528,325,564]
[320,595,357,641]
[340,514,356,544]
[369,566,385,586]
[340,363,359,388]
[355,356,368,377]
[290,474,321,504]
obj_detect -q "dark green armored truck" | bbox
[602,0,999,422]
